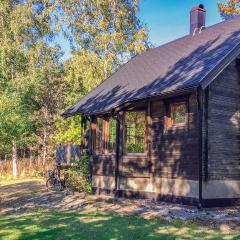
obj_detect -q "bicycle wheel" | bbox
[55,180,63,191]
[46,178,56,191]
[46,178,63,191]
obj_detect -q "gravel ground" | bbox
[1,179,240,234]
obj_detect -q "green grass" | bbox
[0,210,239,240]
[0,177,43,185]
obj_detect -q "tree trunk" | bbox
[103,59,108,79]
[29,149,32,169]
[43,125,47,166]
[23,148,26,159]
[12,139,17,177]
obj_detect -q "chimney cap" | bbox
[191,4,206,12]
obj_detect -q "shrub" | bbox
[65,155,92,193]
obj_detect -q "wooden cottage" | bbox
[63,5,240,207]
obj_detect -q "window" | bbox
[108,118,116,153]
[171,102,186,125]
[165,101,187,128]
[94,117,116,154]
[95,118,103,153]
[124,111,146,153]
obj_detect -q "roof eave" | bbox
[62,34,240,118]
[201,41,240,89]
[64,85,198,117]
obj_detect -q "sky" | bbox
[59,0,223,60]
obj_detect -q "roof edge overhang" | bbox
[62,39,240,119]
[201,41,240,89]
[62,85,197,118]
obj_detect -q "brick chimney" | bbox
[190,4,206,35]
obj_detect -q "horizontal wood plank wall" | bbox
[208,61,240,180]
[120,155,149,177]
[151,94,199,180]
[92,155,115,176]
[92,154,116,190]
[92,95,200,194]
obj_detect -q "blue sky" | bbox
[59,0,223,60]
[138,0,222,46]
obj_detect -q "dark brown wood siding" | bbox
[151,94,199,180]
[208,60,240,180]
[120,155,149,177]
[91,94,200,190]
[92,155,115,176]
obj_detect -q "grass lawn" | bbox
[0,177,43,185]
[0,210,239,240]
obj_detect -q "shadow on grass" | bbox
[0,210,239,240]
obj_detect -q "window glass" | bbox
[125,111,145,153]
[109,118,116,153]
[171,102,186,125]
[95,118,103,153]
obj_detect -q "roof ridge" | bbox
[63,16,240,116]
[152,15,240,51]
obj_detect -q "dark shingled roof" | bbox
[63,16,240,116]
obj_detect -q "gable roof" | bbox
[63,16,240,117]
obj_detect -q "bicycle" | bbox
[46,168,67,191]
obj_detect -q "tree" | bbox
[0,0,60,170]
[218,0,240,19]
[53,0,151,145]
[31,44,65,164]
[53,50,104,145]
[0,0,151,170]
[59,0,150,77]
[0,0,35,174]
[0,89,34,176]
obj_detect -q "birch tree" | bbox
[59,0,150,77]
[218,0,240,19]
[54,0,151,144]
[0,0,152,165]
[0,1,59,168]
